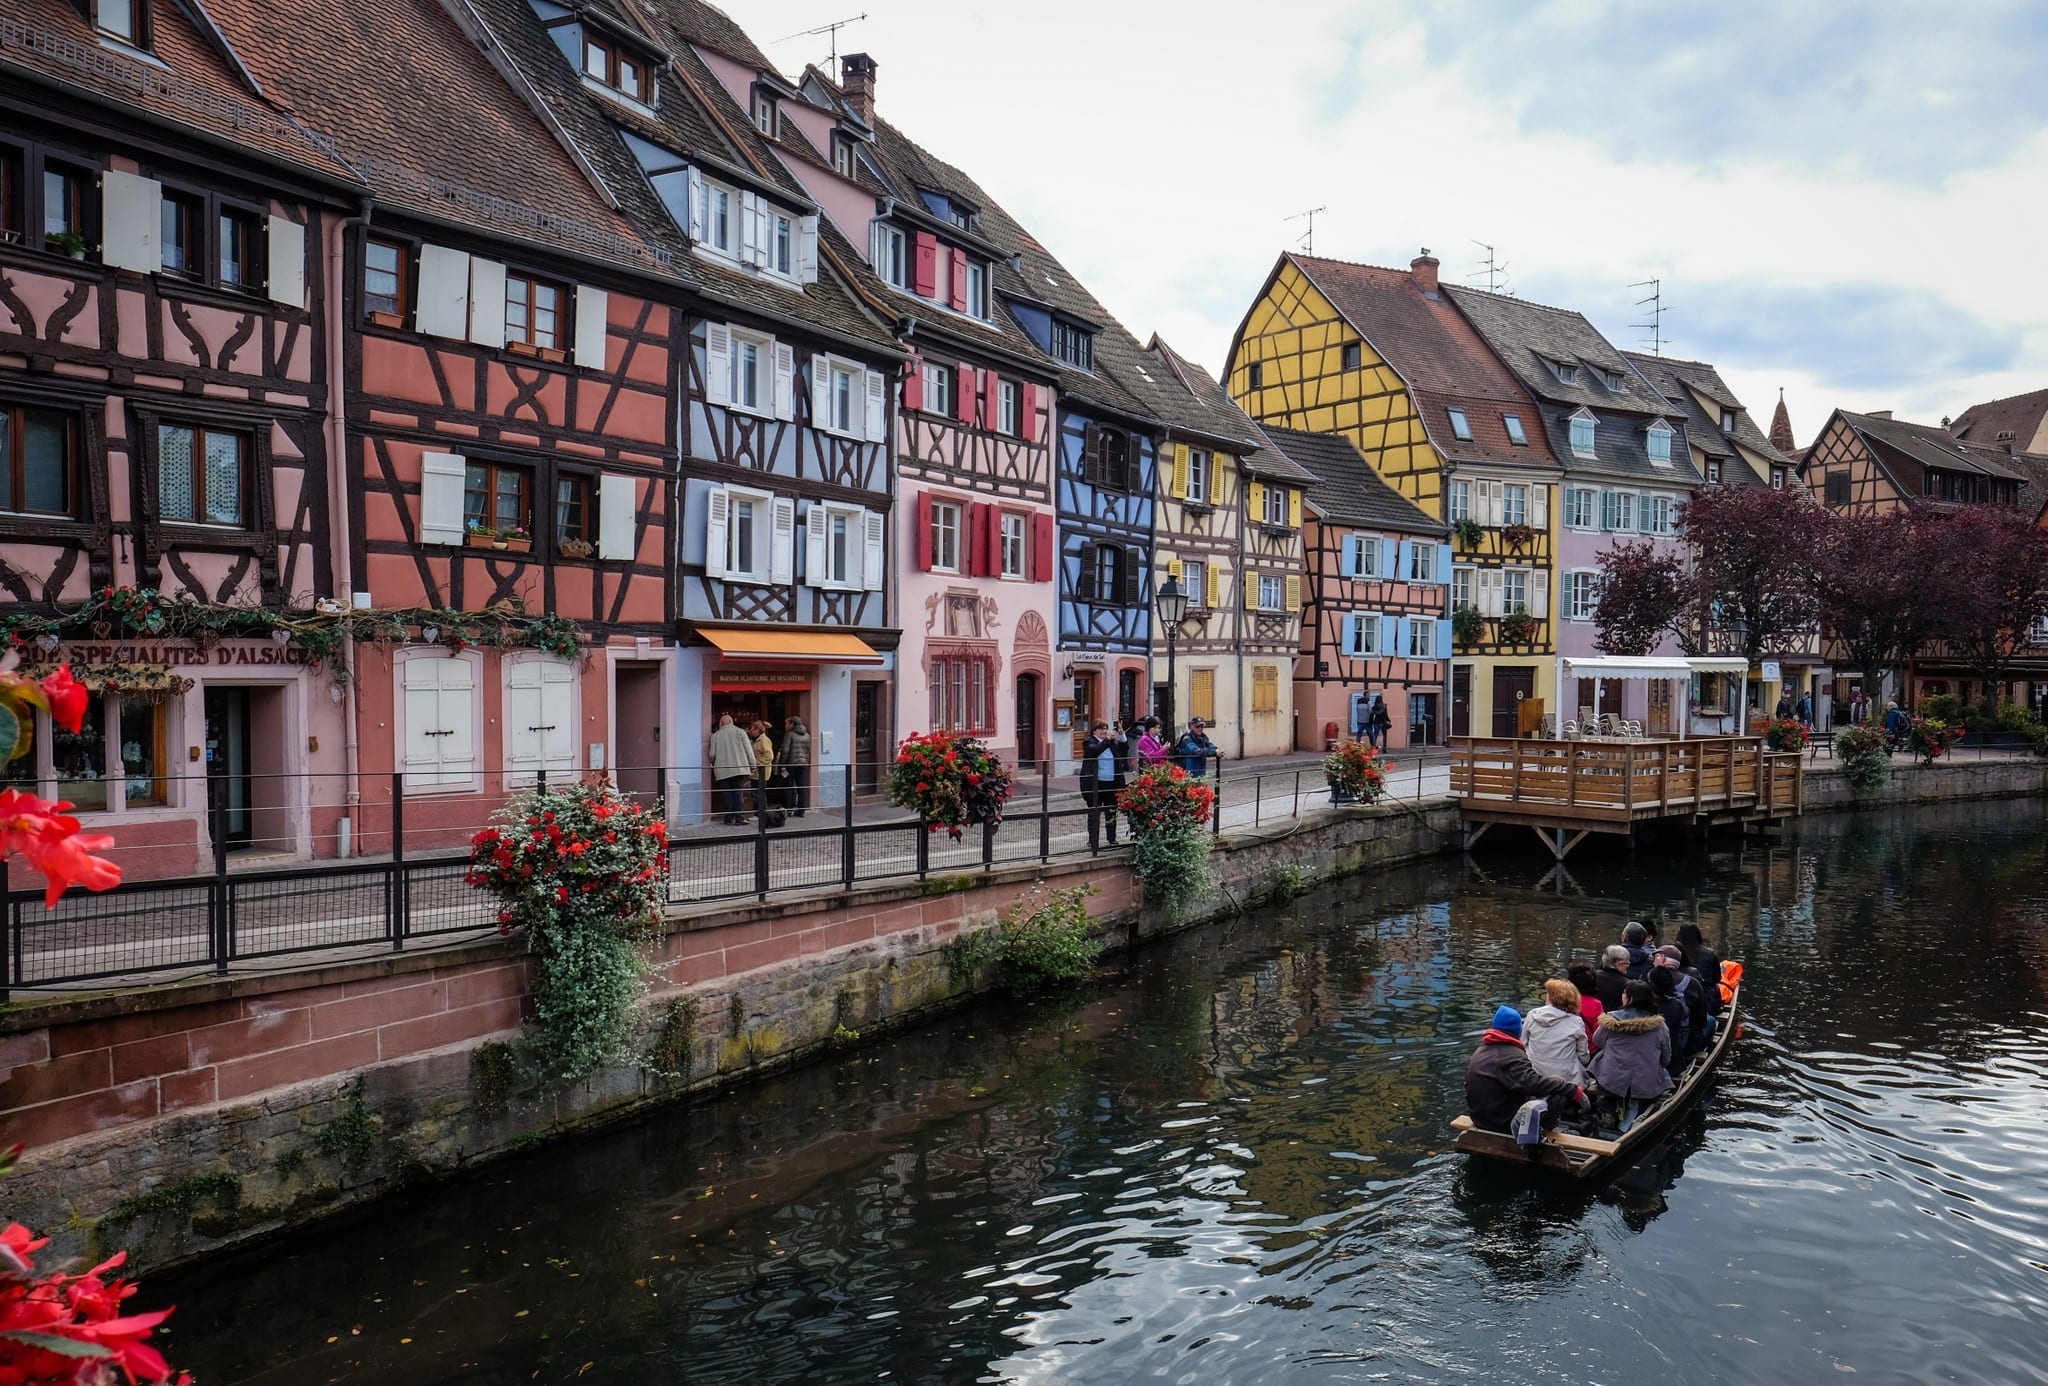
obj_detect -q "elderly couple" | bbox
[708,714,811,825]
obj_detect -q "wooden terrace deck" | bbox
[1450,735,1803,860]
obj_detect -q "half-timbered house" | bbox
[1258,428,1448,750]
[0,0,363,876]
[1226,252,1562,739]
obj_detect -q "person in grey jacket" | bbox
[1589,980,1673,1132]
[1523,978,1592,1087]
[709,715,755,826]
[778,717,812,817]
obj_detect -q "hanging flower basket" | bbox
[1905,716,1965,765]
[1763,717,1807,752]
[1452,605,1485,648]
[1322,741,1393,803]
[1452,518,1484,549]
[886,731,1014,840]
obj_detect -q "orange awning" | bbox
[697,628,885,666]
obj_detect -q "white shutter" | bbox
[703,486,730,578]
[862,508,885,591]
[574,285,609,368]
[99,169,160,273]
[772,340,795,421]
[403,657,475,788]
[1486,479,1505,527]
[1531,569,1550,622]
[266,214,306,307]
[810,354,831,428]
[419,451,468,545]
[864,368,888,442]
[769,496,796,584]
[738,190,762,266]
[437,660,477,785]
[1480,568,1503,617]
[797,214,819,283]
[686,167,706,241]
[506,658,576,782]
[414,244,472,340]
[804,502,828,587]
[467,257,507,349]
[598,473,636,561]
[1531,484,1549,530]
[704,323,732,406]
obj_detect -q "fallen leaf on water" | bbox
[400,1338,413,1345]
[515,1310,530,1318]
[326,1337,339,1345]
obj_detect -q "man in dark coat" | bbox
[1463,1006,1583,1133]
[1622,922,1654,980]
[1656,946,1711,1055]
[1596,944,1631,1012]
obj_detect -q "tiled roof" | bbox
[1949,387,2048,454]
[1842,410,2031,483]
[1625,353,1785,486]
[1770,392,1797,453]
[666,0,776,70]
[1445,284,1672,419]
[1283,255,1557,473]
[1140,336,1269,457]
[1260,426,1442,534]
[0,2,358,184]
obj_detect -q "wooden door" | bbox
[614,663,664,806]
[1452,665,1471,737]
[1072,671,1099,758]
[1492,666,1535,738]
[1015,673,1040,769]
[1647,679,1674,736]
[854,682,882,795]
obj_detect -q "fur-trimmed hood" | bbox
[1597,1010,1667,1036]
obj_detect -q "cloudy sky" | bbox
[760,0,2048,447]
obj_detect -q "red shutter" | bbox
[982,371,1000,430]
[985,503,1005,576]
[967,501,988,576]
[902,357,924,413]
[1020,382,1039,442]
[948,247,967,311]
[915,490,933,571]
[1032,512,1055,583]
[956,365,978,425]
[913,233,938,298]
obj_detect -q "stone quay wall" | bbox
[0,797,1459,1270]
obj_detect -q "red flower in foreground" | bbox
[37,665,88,735]
[0,1227,190,1384]
[0,790,121,908]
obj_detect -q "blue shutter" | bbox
[1601,491,1618,531]
[1395,540,1413,581]
[1340,612,1357,655]
[1395,617,1413,656]
[1435,543,1453,582]
[1350,691,1368,734]
[1380,614,1399,654]
[1435,618,1454,657]
[1340,535,1359,579]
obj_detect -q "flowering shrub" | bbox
[0,661,120,907]
[1116,763,1217,834]
[1117,765,1214,919]
[468,782,668,1085]
[1322,742,1394,802]
[1763,717,1808,753]
[0,1146,188,1384]
[885,731,1014,840]
[1835,723,1892,791]
[1906,715,1966,766]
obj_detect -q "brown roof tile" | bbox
[1260,426,1441,533]
[1949,387,2048,455]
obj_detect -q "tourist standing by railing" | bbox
[779,718,812,819]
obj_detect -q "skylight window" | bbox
[1503,414,1528,446]
[1447,408,1473,442]
[1555,362,1578,386]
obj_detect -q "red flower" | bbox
[555,885,569,902]
[0,790,121,907]
[38,664,88,735]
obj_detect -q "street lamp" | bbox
[1154,574,1188,743]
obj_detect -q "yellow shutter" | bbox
[1170,442,1189,499]
[1209,451,1224,504]
[1285,573,1302,611]
[1287,487,1302,528]
[1247,480,1266,524]
[1190,668,1215,722]
[1243,571,1258,609]
[1167,555,1183,581]
[1206,561,1222,608]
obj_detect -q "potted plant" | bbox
[1501,522,1536,551]
[1763,716,1807,753]
[501,524,533,554]
[885,730,1014,840]
[1452,517,1484,549]
[1905,715,1965,765]
[1835,723,1891,791]
[45,229,88,260]
[1452,605,1485,648]
[1497,607,1538,644]
[560,535,595,559]
[465,520,497,549]
[1322,740,1392,804]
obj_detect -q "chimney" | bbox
[841,52,877,123]
[1410,250,1440,294]
[1867,409,1892,420]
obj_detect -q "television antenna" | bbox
[1469,240,1511,293]
[1630,278,1669,356]
[1285,205,1327,254]
[774,12,868,66]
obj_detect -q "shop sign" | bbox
[712,668,812,687]
[58,642,310,668]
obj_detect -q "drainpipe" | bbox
[327,197,371,855]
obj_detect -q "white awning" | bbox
[1559,655,1695,681]
[1686,657,1752,675]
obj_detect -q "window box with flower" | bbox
[500,524,532,554]
[465,520,498,549]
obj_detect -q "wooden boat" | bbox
[1450,984,1741,1178]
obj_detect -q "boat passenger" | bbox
[1656,945,1712,1054]
[1566,963,1605,1046]
[1676,924,1724,1016]
[1463,1006,1584,1134]
[1622,922,1654,979]
[1596,945,1631,1012]
[1524,980,1592,1086]
[1589,981,1672,1132]
[1648,965,1690,1063]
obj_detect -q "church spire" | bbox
[1769,388,1795,453]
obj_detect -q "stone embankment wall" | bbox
[0,797,1458,1270]
[1798,755,2048,811]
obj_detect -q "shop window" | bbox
[7,692,165,812]
[0,403,77,517]
[0,149,18,242]
[464,459,531,536]
[158,422,249,527]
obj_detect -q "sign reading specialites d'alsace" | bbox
[55,642,313,667]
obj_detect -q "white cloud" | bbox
[762,0,2048,446]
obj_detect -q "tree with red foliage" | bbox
[1920,504,2048,706]
[1812,506,1941,706]
[1592,539,1692,656]
[1678,485,1826,664]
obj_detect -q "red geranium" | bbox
[0,790,121,907]
[36,666,87,734]
[884,731,1014,840]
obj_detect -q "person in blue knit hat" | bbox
[1463,1003,1584,1133]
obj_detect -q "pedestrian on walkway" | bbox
[778,717,812,817]
[709,716,754,825]
[1796,690,1813,728]
[1136,718,1167,767]
[1369,695,1392,751]
[748,721,777,817]
[1080,720,1124,847]
[1173,719,1217,777]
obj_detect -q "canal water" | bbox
[159,799,2048,1384]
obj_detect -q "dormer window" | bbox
[1569,411,1596,458]
[872,222,906,289]
[753,92,775,136]
[1503,413,1528,446]
[92,0,148,46]
[698,180,734,256]
[1447,408,1473,442]
[1604,369,1627,392]
[1720,407,1737,432]
[1052,319,1092,372]
[1647,420,1673,467]
[964,260,988,320]
[832,138,854,178]
[1550,360,1578,386]
[582,30,651,104]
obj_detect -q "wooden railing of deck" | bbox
[1450,736,1803,819]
